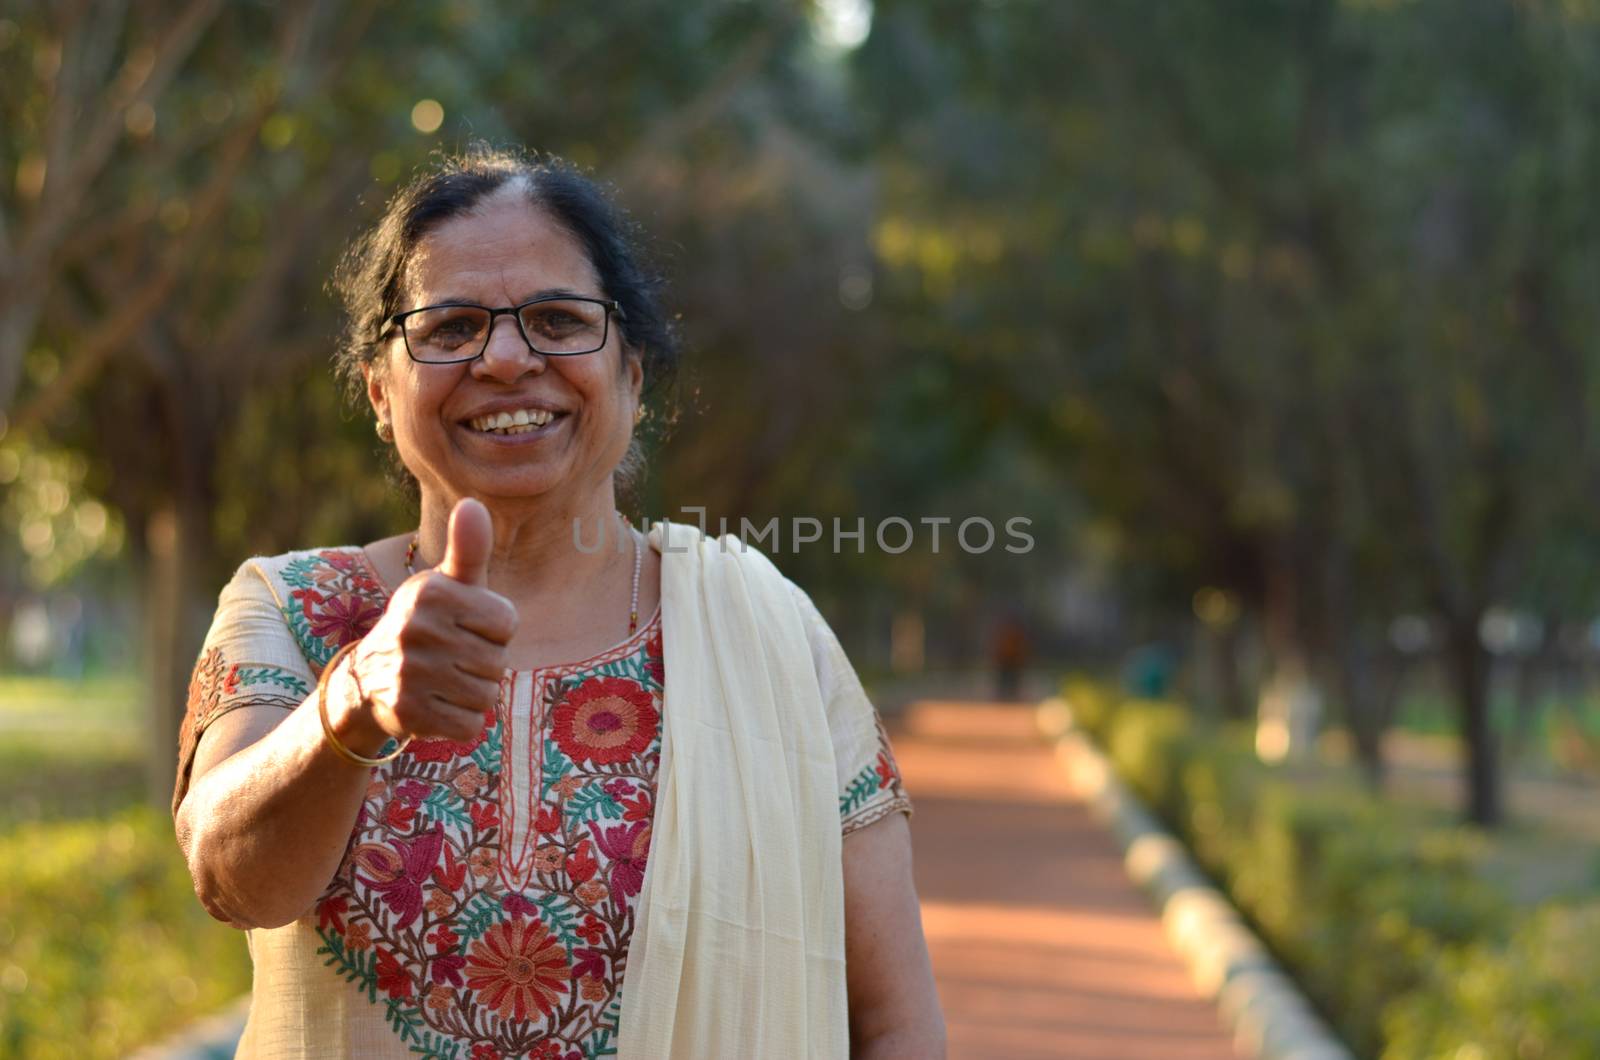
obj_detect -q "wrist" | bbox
[325,648,389,756]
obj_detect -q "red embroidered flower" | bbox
[551,678,658,766]
[471,1044,502,1060]
[620,791,652,822]
[430,954,467,986]
[534,845,564,874]
[502,893,539,919]
[469,801,500,831]
[589,820,651,898]
[875,751,898,790]
[306,591,383,648]
[575,915,605,945]
[464,918,570,1021]
[317,895,348,933]
[566,839,598,884]
[356,827,443,928]
[375,947,412,999]
[644,632,665,685]
[407,713,492,761]
[534,806,563,835]
[385,799,417,832]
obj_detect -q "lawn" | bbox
[0,674,252,1059]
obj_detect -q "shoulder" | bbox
[213,545,387,669]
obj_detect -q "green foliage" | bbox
[1384,902,1600,1060]
[1069,675,1543,1058]
[0,808,250,1059]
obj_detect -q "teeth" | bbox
[469,408,556,433]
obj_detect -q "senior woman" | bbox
[172,148,943,1059]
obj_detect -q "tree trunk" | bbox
[1446,616,1501,827]
[1331,635,1389,791]
[142,483,214,808]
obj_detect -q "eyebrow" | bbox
[429,287,591,307]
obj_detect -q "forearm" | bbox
[177,677,381,929]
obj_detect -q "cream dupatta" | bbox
[615,523,850,1058]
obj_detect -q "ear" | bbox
[625,346,644,413]
[364,361,391,428]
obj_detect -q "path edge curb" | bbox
[1036,696,1355,1060]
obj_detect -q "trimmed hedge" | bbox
[0,808,251,1059]
[1065,677,1599,1060]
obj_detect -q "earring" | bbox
[633,407,645,426]
[376,420,394,442]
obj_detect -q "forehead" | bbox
[402,190,600,305]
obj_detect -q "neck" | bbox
[415,484,629,600]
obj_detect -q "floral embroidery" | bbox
[186,646,308,732]
[551,677,658,766]
[465,918,571,1021]
[840,715,912,835]
[191,545,911,1058]
[281,548,664,1058]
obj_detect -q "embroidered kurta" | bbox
[173,544,910,1059]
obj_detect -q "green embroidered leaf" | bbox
[537,893,581,949]
[419,785,470,829]
[456,892,502,943]
[383,995,429,1046]
[471,725,503,774]
[316,928,379,1002]
[231,665,312,696]
[585,1023,618,1057]
[541,737,574,790]
[839,765,879,817]
[565,784,623,825]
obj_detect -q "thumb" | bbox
[439,498,493,586]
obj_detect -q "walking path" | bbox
[891,699,1237,1060]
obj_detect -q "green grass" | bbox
[0,808,252,1059]
[0,677,251,1058]
[0,673,141,729]
[0,736,147,824]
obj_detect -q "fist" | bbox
[340,499,518,747]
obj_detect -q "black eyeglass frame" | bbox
[385,295,627,364]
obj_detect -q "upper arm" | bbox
[173,561,315,819]
[785,581,942,1049]
[843,814,945,1054]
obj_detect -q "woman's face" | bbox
[367,190,642,511]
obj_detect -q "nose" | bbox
[470,313,546,383]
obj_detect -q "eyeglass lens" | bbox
[403,300,609,361]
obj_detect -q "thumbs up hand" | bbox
[439,497,493,587]
[331,499,519,752]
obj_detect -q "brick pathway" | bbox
[892,700,1237,1060]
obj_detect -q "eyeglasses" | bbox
[387,295,625,364]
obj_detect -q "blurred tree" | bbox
[3,0,898,802]
[855,0,1600,825]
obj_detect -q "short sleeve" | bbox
[787,583,913,837]
[172,560,316,816]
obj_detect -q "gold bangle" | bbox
[317,641,412,767]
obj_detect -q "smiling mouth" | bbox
[465,408,562,436]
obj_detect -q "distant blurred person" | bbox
[992,615,1030,701]
[172,147,943,1059]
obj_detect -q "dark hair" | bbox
[329,144,679,495]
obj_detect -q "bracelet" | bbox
[317,641,412,767]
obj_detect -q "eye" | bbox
[527,307,585,337]
[408,307,488,351]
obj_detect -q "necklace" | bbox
[405,513,643,635]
